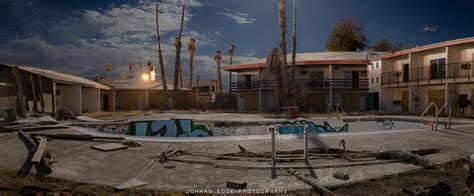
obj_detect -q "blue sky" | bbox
[0,0,473,82]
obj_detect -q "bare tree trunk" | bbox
[188,38,196,88]
[170,5,185,109]
[155,4,168,109]
[228,45,235,92]
[214,50,223,93]
[278,0,290,108]
[179,63,183,89]
[290,0,297,106]
[266,48,282,111]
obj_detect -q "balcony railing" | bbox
[381,61,474,87]
[230,78,369,92]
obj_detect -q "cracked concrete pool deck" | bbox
[1,114,474,192]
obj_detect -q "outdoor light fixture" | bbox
[142,73,150,81]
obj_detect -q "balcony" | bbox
[381,61,474,87]
[230,78,369,92]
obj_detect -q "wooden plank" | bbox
[11,67,26,117]
[30,133,124,141]
[287,168,334,195]
[30,75,38,111]
[31,137,47,163]
[38,75,45,112]
[91,143,128,151]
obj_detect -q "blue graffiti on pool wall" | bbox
[279,120,348,134]
[125,119,213,137]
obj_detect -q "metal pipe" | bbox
[304,125,308,161]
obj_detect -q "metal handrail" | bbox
[336,103,345,114]
[420,102,438,130]
[327,104,335,115]
[437,103,452,129]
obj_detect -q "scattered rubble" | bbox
[91,143,128,152]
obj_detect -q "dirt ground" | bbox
[331,158,472,195]
[0,158,471,195]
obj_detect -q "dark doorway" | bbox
[373,92,379,110]
[352,71,359,88]
[244,74,252,89]
[102,94,109,111]
[403,64,409,82]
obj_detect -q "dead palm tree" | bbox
[278,0,290,108]
[170,5,185,109]
[290,0,297,105]
[155,4,168,108]
[214,50,223,93]
[188,38,196,88]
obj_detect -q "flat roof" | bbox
[1,63,111,90]
[99,77,190,90]
[381,37,474,60]
[223,51,385,72]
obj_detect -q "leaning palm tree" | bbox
[278,0,290,107]
[155,4,168,108]
[187,38,196,88]
[105,63,112,78]
[170,5,186,109]
[214,50,223,93]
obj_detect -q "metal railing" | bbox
[381,61,474,87]
[420,103,438,130]
[230,78,369,92]
[437,103,452,129]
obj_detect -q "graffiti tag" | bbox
[279,120,349,134]
[125,119,213,137]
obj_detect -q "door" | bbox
[102,94,109,111]
[309,71,324,87]
[428,89,445,114]
[352,71,359,88]
[403,64,409,82]
[401,91,409,112]
[244,75,252,89]
[373,92,379,110]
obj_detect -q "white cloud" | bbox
[217,12,256,25]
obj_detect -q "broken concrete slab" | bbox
[91,143,128,152]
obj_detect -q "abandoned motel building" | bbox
[1,37,474,116]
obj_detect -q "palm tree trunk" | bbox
[228,45,235,92]
[188,38,196,88]
[155,4,168,109]
[214,51,223,93]
[170,5,185,109]
[278,0,290,108]
[291,0,297,106]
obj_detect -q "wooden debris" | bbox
[376,150,436,169]
[30,133,124,141]
[122,140,143,147]
[333,171,350,180]
[287,169,334,196]
[16,130,52,178]
[116,146,176,190]
[31,137,47,163]
[91,143,128,152]
[226,180,247,189]
[168,157,397,170]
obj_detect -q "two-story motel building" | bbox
[223,52,385,112]
[379,37,474,115]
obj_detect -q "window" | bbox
[376,77,379,83]
[371,78,374,84]
[301,71,307,75]
[376,62,379,69]
[371,64,374,69]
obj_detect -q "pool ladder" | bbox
[420,103,452,130]
[327,103,345,118]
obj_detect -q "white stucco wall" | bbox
[56,84,81,114]
[81,87,100,113]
